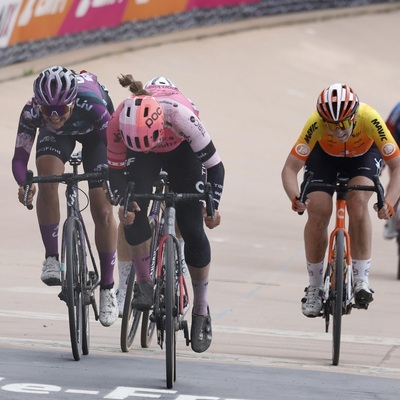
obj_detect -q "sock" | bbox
[99,251,116,288]
[352,259,371,286]
[39,223,59,259]
[178,237,189,279]
[118,260,132,291]
[132,253,151,284]
[306,260,324,287]
[192,278,209,316]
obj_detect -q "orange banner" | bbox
[8,0,74,45]
[122,0,188,22]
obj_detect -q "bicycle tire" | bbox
[82,302,90,355]
[164,235,177,389]
[141,216,159,348]
[120,267,142,352]
[332,229,344,366]
[65,217,84,361]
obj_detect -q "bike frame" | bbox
[23,151,105,360]
[121,173,215,388]
[299,170,385,366]
[325,187,353,311]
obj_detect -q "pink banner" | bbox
[58,0,129,36]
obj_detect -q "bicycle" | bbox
[23,152,108,361]
[122,171,215,389]
[120,172,166,352]
[298,171,385,366]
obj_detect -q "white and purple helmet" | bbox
[33,66,78,106]
[144,76,176,88]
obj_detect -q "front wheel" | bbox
[164,235,178,389]
[65,217,84,361]
[332,229,344,366]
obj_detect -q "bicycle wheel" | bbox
[332,229,344,366]
[164,235,177,388]
[120,267,142,352]
[141,216,159,348]
[65,217,84,361]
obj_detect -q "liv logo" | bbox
[75,0,125,18]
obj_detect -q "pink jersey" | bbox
[107,86,221,170]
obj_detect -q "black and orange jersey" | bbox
[290,103,400,162]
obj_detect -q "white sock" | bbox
[352,259,371,286]
[118,260,132,291]
[306,260,324,287]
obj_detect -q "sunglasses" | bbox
[39,102,74,118]
[325,114,356,131]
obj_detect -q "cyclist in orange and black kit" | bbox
[281,83,400,318]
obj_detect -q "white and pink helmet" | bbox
[119,96,164,152]
[33,66,78,106]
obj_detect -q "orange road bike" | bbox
[23,152,107,361]
[122,171,215,389]
[298,171,385,365]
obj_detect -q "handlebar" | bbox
[23,165,109,210]
[297,171,386,215]
[123,180,216,220]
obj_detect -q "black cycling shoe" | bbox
[191,306,212,353]
[132,282,153,311]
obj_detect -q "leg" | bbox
[36,154,65,286]
[347,175,374,306]
[301,190,332,317]
[116,222,133,316]
[89,186,118,326]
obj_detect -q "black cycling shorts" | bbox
[304,142,383,195]
[123,141,211,268]
[35,132,107,189]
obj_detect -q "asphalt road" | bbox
[1,4,400,399]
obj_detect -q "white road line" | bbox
[213,325,400,346]
[1,308,399,346]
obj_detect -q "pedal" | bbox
[58,291,67,303]
[182,320,190,346]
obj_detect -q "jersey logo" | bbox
[295,144,310,157]
[381,142,396,157]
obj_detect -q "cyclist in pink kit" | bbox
[107,75,225,353]
[12,66,119,327]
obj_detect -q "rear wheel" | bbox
[141,215,159,348]
[65,217,84,361]
[332,229,344,366]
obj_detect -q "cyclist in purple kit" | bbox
[12,66,119,327]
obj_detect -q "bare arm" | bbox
[384,156,400,210]
[282,154,306,199]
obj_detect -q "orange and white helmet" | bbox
[316,83,359,122]
[119,96,164,152]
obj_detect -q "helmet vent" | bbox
[143,107,149,117]
[126,135,133,148]
[135,137,141,149]
[126,106,131,118]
